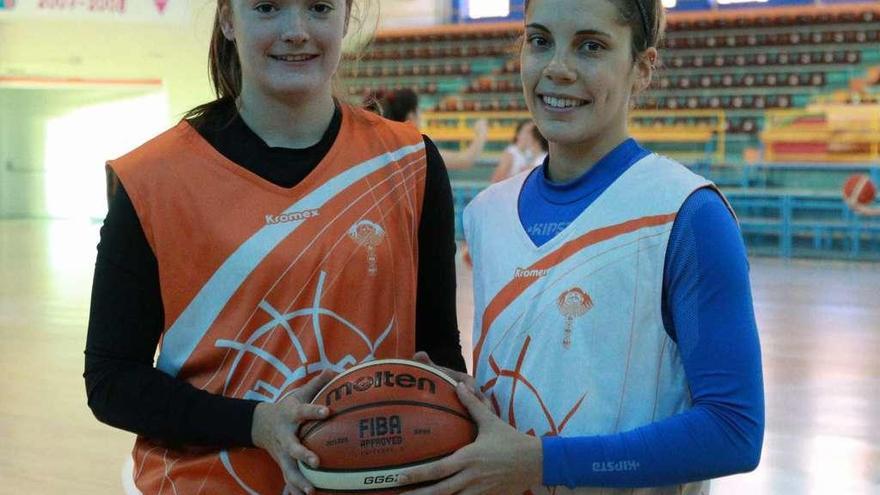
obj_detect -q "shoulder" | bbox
[421,135,445,173]
[636,153,705,183]
[502,144,521,157]
[625,153,714,200]
[465,174,523,217]
[344,105,423,146]
[676,188,738,234]
[109,121,198,175]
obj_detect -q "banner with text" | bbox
[0,0,189,24]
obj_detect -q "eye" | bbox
[311,2,334,14]
[579,40,604,53]
[254,2,277,14]
[527,34,550,49]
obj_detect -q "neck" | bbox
[546,127,629,183]
[236,87,336,149]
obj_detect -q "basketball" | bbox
[842,174,877,206]
[298,359,476,493]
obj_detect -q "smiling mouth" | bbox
[270,54,319,62]
[539,94,591,109]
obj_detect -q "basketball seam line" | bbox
[298,452,458,474]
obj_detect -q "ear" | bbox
[633,47,658,94]
[219,2,235,41]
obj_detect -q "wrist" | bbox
[522,434,544,487]
[251,402,270,449]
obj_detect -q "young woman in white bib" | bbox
[402,0,764,493]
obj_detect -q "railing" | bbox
[423,109,727,163]
[450,182,880,260]
[761,105,880,162]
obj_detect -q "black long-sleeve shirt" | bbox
[84,101,465,448]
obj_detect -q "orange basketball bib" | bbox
[110,106,426,494]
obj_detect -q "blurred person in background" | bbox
[380,88,490,170]
[490,119,538,182]
[531,123,549,168]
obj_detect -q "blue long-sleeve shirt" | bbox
[518,139,764,487]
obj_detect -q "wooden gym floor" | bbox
[0,218,877,494]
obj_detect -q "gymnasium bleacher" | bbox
[342,3,880,261]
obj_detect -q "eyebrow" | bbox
[525,23,613,39]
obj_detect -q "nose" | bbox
[281,10,309,44]
[543,50,577,83]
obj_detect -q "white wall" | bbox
[0,7,214,217]
[0,90,47,217]
[0,88,165,218]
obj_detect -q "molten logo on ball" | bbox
[297,359,477,492]
[324,370,437,406]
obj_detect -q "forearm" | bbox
[84,349,258,447]
[542,402,762,488]
[457,134,488,168]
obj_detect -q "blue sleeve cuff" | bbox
[542,435,566,487]
[542,435,610,488]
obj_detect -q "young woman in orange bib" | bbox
[84,1,466,494]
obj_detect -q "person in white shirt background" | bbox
[490,119,539,182]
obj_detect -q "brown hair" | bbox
[183,0,240,121]
[184,0,372,121]
[379,88,419,123]
[512,120,533,143]
[524,0,665,60]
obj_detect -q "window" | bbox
[715,0,768,5]
[466,0,509,19]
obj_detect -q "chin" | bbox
[267,80,328,99]
[535,122,589,146]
